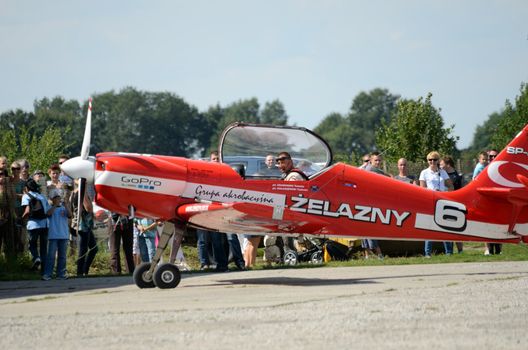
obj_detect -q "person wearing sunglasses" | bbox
[419,151,454,258]
[359,154,371,170]
[275,152,308,181]
[487,149,498,162]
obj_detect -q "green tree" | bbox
[0,125,65,171]
[347,88,400,155]
[376,93,458,163]
[207,98,261,153]
[86,87,206,157]
[0,109,33,132]
[33,97,82,156]
[469,111,504,152]
[491,83,528,150]
[314,112,354,161]
[313,88,399,161]
[260,99,288,125]
[202,104,225,154]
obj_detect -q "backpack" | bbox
[27,193,47,220]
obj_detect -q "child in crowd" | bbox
[42,190,71,280]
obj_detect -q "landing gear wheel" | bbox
[283,250,298,266]
[133,262,155,288]
[153,263,181,289]
[310,251,323,264]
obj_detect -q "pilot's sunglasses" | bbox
[275,157,290,163]
[428,158,438,162]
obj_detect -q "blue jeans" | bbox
[227,233,245,268]
[196,229,212,266]
[28,227,48,273]
[44,239,68,278]
[77,230,98,276]
[425,241,454,256]
[138,234,156,262]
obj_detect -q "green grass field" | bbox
[1,240,527,281]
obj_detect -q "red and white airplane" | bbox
[62,100,528,289]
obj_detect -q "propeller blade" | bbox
[61,97,95,183]
[80,98,92,160]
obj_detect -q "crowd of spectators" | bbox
[358,148,500,258]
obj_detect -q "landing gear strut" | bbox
[133,221,185,289]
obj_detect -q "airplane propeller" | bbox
[60,98,96,234]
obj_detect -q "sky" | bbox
[1,0,527,149]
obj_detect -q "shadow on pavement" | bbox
[196,269,516,288]
[0,276,135,300]
[186,276,379,287]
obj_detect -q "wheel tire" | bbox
[133,262,155,288]
[283,250,298,266]
[153,263,181,289]
[310,251,323,264]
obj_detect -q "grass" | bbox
[1,241,527,281]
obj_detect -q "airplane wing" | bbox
[177,202,330,235]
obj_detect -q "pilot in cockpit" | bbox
[276,152,308,181]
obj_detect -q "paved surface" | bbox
[1,262,527,349]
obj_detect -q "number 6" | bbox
[434,200,467,232]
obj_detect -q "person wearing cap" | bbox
[275,152,308,181]
[42,190,71,280]
[21,179,51,273]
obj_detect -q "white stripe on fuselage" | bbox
[95,170,187,195]
[415,213,519,240]
[95,170,286,206]
[182,183,286,206]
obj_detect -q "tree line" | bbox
[1,83,526,173]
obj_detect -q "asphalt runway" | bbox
[1,261,527,349]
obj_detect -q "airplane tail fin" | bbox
[468,124,528,190]
[457,123,528,242]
